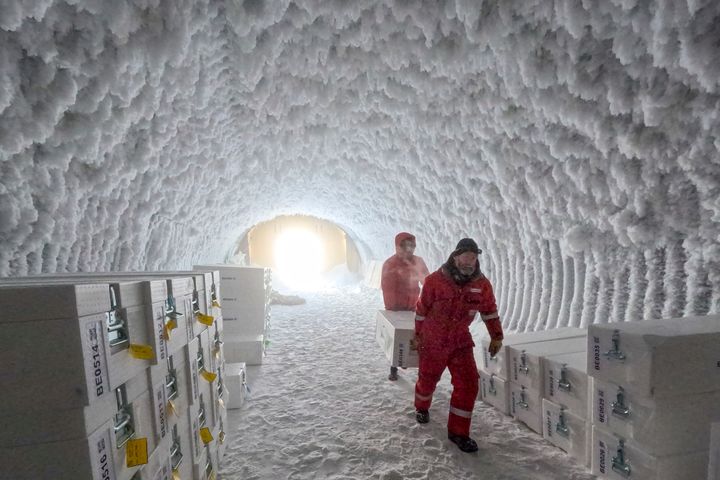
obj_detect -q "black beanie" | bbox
[453,238,481,255]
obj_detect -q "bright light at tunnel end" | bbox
[273,229,326,291]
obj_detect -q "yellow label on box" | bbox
[200,426,213,444]
[125,437,148,467]
[172,469,181,480]
[167,318,178,331]
[162,324,171,340]
[212,300,221,308]
[209,471,216,480]
[196,312,214,326]
[167,399,178,416]
[200,369,217,383]
[129,344,155,360]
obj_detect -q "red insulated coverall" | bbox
[414,267,503,437]
[381,233,429,310]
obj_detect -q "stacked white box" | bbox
[194,264,271,338]
[542,398,589,467]
[475,327,586,415]
[541,350,592,467]
[588,315,720,479]
[226,362,248,410]
[223,333,265,365]
[710,422,720,480]
[0,272,226,480]
[507,336,586,434]
[375,310,418,369]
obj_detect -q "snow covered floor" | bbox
[219,286,596,479]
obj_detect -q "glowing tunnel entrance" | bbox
[237,215,361,291]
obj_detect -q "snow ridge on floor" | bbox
[220,286,595,479]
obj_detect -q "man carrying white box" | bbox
[380,232,429,381]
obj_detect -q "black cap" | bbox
[453,238,481,255]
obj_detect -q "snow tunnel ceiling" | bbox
[1,1,720,327]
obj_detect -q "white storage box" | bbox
[0,419,134,480]
[592,377,720,455]
[591,425,709,480]
[509,382,543,433]
[479,368,510,415]
[2,371,150,448]
[476,327,587,380]
[183,336,201,406]
[226,362,248,410]
[169,421,193,480]
[710,422,720,480]
[508,337,587,391]
[192,445,217,480]
[147,350,189,430]
[136,435,172,480]
[544,351,591,418]
[224,333,265,365]
[588,315,720,398]
[375,310,418,369]
[542,398,589,467]
[222,304,267,337]
[0,283,111,322]
[2,312,115,411]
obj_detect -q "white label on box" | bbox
[153,382,168,440]
[190,357,200,402]
[84,318,110,401]
[192,417,201,457]
[153,304,168,362]
[89,427,116,480]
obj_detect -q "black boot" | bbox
[448,433,478,453]
[388,366,398,381]
[416,409,429,424]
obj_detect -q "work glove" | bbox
[410,333,422,352]
[488,338,503,358]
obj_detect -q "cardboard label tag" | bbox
[129,344,155,360]
[218,430,226,444]
[125,438,149,467]
[200,369,217,383]
[200,426,213,444]
[162,318,179,340]
[196,312,214,326]
[217,397,225,409]
[172,470,181,480]
[167,399,178,416]
[212,300,221,308]
[209,471,216,480]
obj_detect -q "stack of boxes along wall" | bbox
[194,265,271,367]
[0,270,229,480]
[587,315,720,480]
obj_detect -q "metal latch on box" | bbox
[198,394,207,428]
[604,330,626,361]
[165,295,183,321]
[170,424,183,470]
[106,285,129,349]
[191,287,201,315]
[612,439,632,477]
[204,445,214,477]
[217,370,224,397]
[519,351,529,375]
[558,364,572,392]
[556,407,569,437]
[518,386,529,410]
[611,386,630,418]
[213,330,223,353]
[114,385,135,449]
[166,356,179,401]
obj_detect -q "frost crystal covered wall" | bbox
[1,1,720,330]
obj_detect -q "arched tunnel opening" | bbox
[230,215,363,290]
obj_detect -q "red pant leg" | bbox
[446,347,479,436]
[414,347,448,411]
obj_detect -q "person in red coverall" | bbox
[413,238,503,453]
[381,232,430,381]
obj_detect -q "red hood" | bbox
[395,232,416,256]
